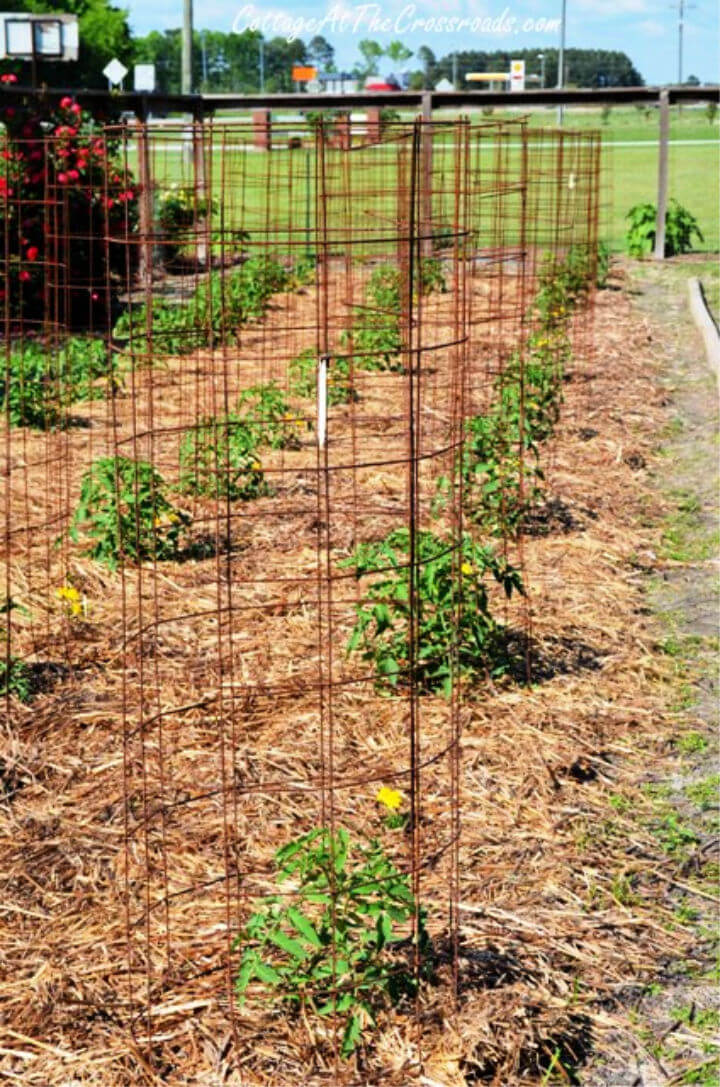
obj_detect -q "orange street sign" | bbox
[292,66,317,82]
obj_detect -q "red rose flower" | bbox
[57,171,68,184]
[19,270,31,282]
[26,246,39,261]
[60,95,73,109]
[67,168,79,181]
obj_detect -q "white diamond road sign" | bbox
[103,58,128,86]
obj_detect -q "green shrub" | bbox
[178,416,270,502]
[0,94,138,328]
[1,337,114,428]
[625,199,704,258]
[234,827,425,1057]
[69,456,190,569]
[341,528,523,695]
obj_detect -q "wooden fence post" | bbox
[654,89,670,260]
[136,119,154,287]
[253,109,271,150]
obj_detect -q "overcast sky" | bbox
[124,0,719,86]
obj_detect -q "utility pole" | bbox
[672,0,695,110]
[678,0,684,84]
[259,36,265,93]
[182,0,193,94]
[201,29,208,90]
[452,51,458,89]
[557,0,567,124]
[538,52,545,88]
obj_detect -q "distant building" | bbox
[435,78,454,92]
[365,74,402,92]
[315,73,359,94]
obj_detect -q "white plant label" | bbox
[317,355,328,449]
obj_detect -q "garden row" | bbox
[1,99,605,1061]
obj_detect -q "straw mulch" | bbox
[0,264,699,1085]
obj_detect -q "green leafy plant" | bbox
[234,827,426,1057]
[444,333,565,537]
[340,528,523,695]
[595,241,611,288]
[236,381,304,450]
[625,199,704,258]
[1,337,115,428]
[341,312,405,373]
[460,404,545,537]
[340,260,446,373]
[0,656,31,702]
[113,254,295,358]
[0,597,31,703]
[417,256,447,295]
[155,184,218,264]
[178,416,270,502]
[290,348,358,405]
[534,245,599,325]
[69,456,190,569]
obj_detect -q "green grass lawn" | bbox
[445,103,720,144]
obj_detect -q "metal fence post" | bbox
[421,91,433,257]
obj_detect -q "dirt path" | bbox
[582,257,719,1086]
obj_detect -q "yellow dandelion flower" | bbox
[56,585,84,618]
[251,462,262,472]
[56,585,80,604]
[376,786,403,811]
[461,562,474,576]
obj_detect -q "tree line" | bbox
[0,0,644,92]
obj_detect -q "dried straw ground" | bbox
[0,265,697,1086]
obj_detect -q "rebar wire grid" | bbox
[0,116,602,1082]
